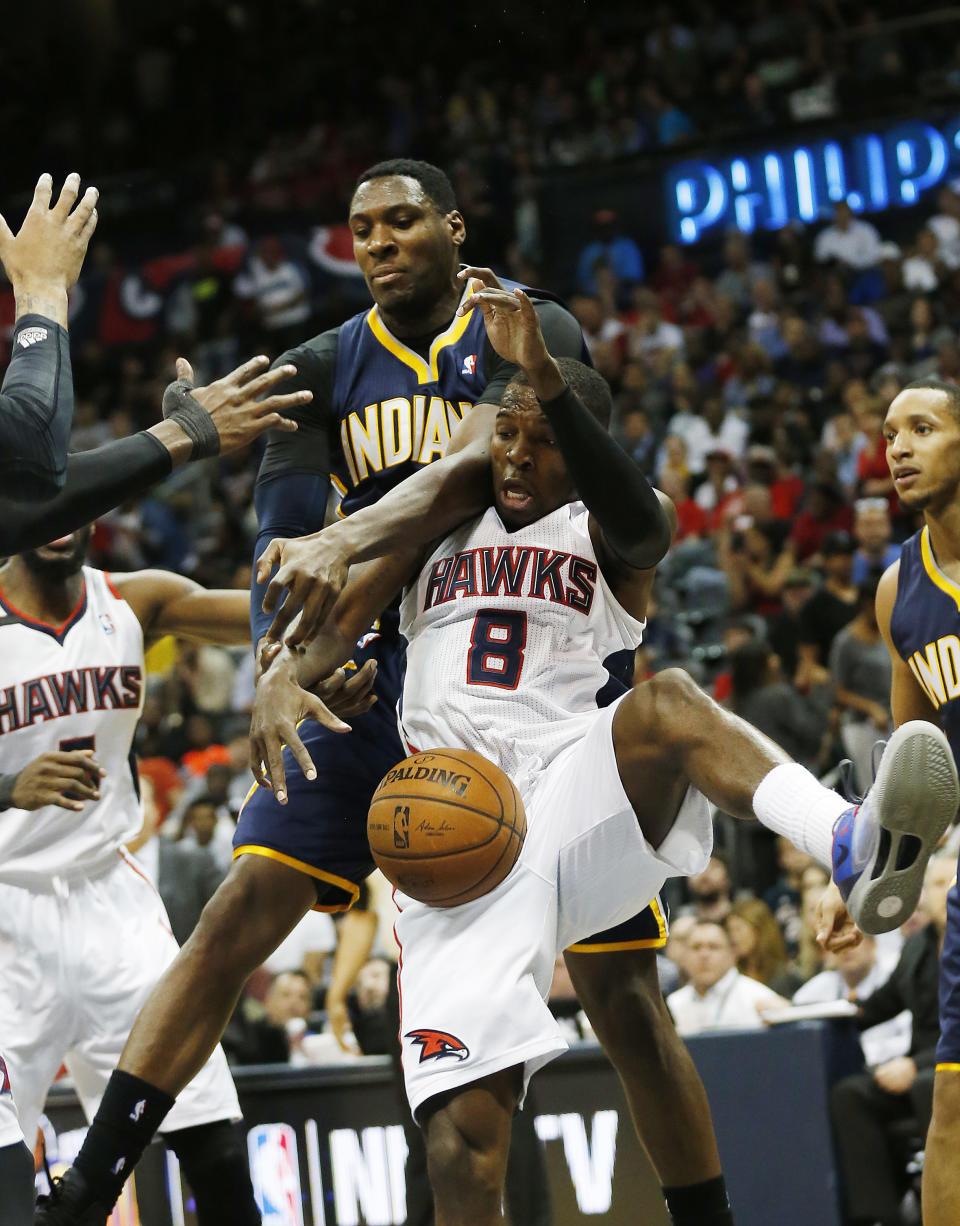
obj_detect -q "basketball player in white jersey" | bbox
[0,528,368,1226]
[250,286,958,1226]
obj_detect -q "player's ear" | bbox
[448,211,466,248]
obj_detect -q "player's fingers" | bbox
[52,791,86,813]
[242,363,297,400]
[462,290,520,313]
[228,354,271,386]
[263,733,289,803]
[255,538,285,585]
[341,659,378,698]
[0,213,13,250]
[52,172,81,219]
[257,390,312,415]
[68,184,99,231]
[78,206,98,247]
[258,412,299,435]
[284,724,318,782]
[175,357,195,386]
[305,694,350,735]
[249,735,271,790]
[458,265,503,289]
[32,173,53,212]
[285,584,336,647]
[265,581,308,642]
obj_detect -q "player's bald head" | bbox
[504,358,612,428]
[353,159,456,216]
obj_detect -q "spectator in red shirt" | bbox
[789,480,853,561]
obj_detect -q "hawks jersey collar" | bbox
[365,278,480,386]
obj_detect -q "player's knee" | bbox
[591,963,674,1060]
[628,668,707,740]
[424,1104,508,1206]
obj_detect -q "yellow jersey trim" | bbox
[566,898,668,953]
[921,526,960,614]
[936,1062,960,1072]
[365,280,478,385]
[330,473,348,497]
[233,844,360,913]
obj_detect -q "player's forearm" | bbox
[316,446,492,566]
[0,314,75,500]
[528,362,671,569]
[13,283,69,328]
[160,591,251,646]
[0,431,173,555]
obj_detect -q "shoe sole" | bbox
[847,720,959,934]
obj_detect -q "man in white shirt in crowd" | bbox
[667,921,784,1035]
[793,936,911,1067]
[814,201,883,271]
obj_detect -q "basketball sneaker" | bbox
[832,721,959,934]
[34,1167,108,1225]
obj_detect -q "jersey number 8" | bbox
[467,610,527,690]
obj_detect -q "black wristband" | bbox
[0,772,19,810]
[161,380,220,460]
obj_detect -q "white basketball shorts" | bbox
[0,1050,24,1148]
[0,850,240,1142]
[395,694,713,1118]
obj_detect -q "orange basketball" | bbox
[368,749,526,907]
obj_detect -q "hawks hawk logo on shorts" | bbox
[0,1055,11,1095]
[405,1028,470,1062]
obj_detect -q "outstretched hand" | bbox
[0,173,99,294]
[815,880,863,952]
[459,283,551,372]
[180,354,306,454]
[256,529,350,646]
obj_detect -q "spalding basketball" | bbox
[368,749,526,907]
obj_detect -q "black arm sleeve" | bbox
[478,300,588,407]
[251,331,338,644]
[0,315,74,501]
[539,384,671,570]
[0,431,171,555]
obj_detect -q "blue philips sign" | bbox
[666,118,960,243]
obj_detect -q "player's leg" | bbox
[613,669,958,931]
[0,1140,34,1226]
[565,947,733,1226]
[923,864,960,1226]
[36,854,316,1222]
[923,1071,960,1226]
[422,1070,521,1226]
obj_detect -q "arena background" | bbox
[6,1,960,1222]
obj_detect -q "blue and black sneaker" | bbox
[832,721,959,933]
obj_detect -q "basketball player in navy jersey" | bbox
[47,161,736,1226]
[874,379,960,1226]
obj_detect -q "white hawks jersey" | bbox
[0,567,144,886]
[398,501,645,790]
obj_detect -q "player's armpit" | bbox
[112,571,250,646]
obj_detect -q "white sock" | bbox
[752,763,850,869]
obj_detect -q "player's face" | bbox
[491,388,577,530]
[349,176,465,321]
[20,525,93,581]
[884,389,960,513]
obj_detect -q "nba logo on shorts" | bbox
[247,1123,304,1226]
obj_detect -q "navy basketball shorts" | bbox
[235,632,668,946]
[936,852,960,1070]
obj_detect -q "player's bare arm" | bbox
[111,571,251,647]
[251,549,421,798]
[0,172,99,327]
[0,750,103,814]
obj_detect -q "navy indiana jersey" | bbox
[257,277,587,521]
[890,526,960,760]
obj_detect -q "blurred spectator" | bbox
[263,910,337,993]
[928,185,960,267]
[762,837,814,959]
[180,713,232,777]
[789,483,853,563]
[667,921,785,1035]
[127,778,224,946]
[729,640,831,770]
[726,897,803,996]
[226,970,314,1066]
[793,937,910,1068]
[796,530,859,686]
[684,854,733,923]
[829,572,893,794]
[576,209,644,297]
[851,497,900,583]
[902,229,945,293]
[234,237,311,352]
[814,202,882,271]
[347,957,395,1055]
